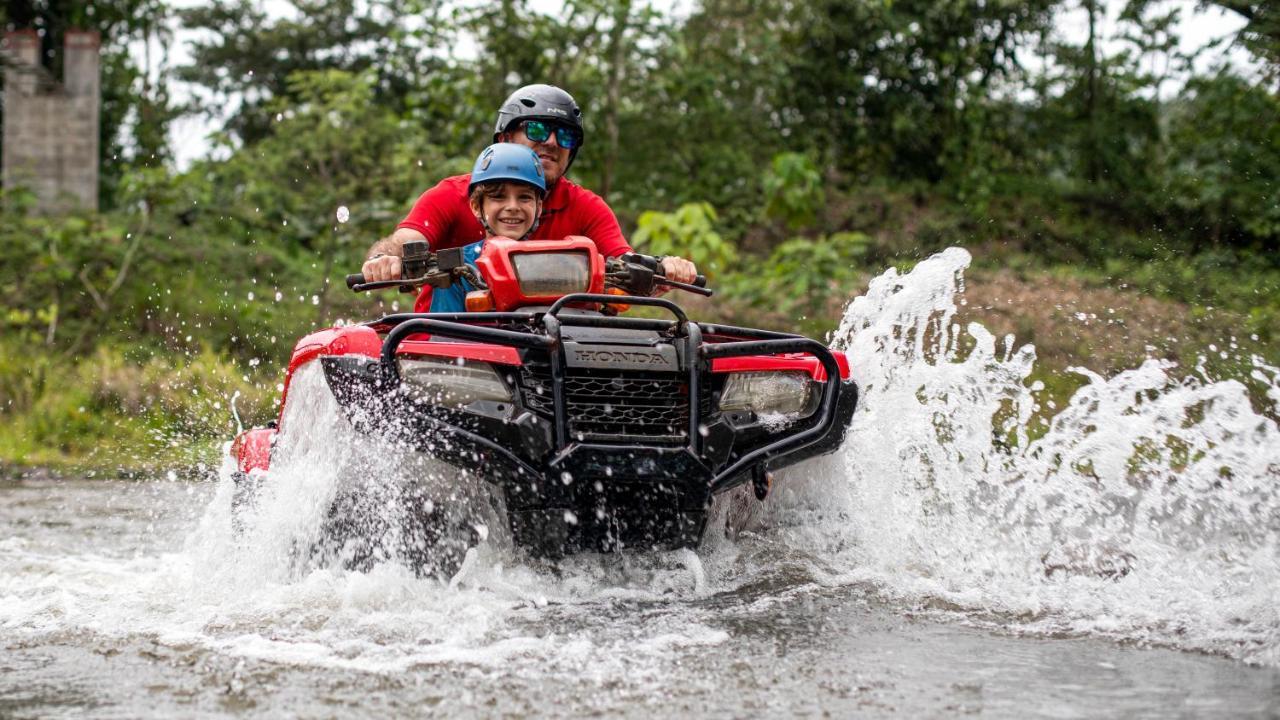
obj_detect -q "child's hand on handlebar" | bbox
[660,257,698,285]
[361,254,403,282]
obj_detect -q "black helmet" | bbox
[493,84,584,170]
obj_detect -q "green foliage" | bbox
[763,153,824,230]
[0,339,276,469]
[176,0,452,146]
[1206,1,1280,86]
[210,69,439,239]
[760,232,869,305]
[631,202,736,274]
[1163,73,1280,244]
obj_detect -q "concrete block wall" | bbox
[3,29,101,213]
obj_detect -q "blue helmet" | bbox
[468,143,546,197]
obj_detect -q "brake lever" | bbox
[654,277,714,297]
[349,275,432,293]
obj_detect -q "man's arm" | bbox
[578,190,698,284]
[361,227,425,282]
[362,177,466,282]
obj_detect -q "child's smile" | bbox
[479,181,541,240]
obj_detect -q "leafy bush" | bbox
[631,202,737,274]
[763,152,824,230]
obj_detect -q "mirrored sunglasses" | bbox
[519,119,582,150]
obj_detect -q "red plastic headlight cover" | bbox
[475,237,606,311]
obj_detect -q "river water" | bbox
[3,248,1279,718]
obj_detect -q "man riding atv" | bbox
[428,143,699,312]
[361,83,697,311]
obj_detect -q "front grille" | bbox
[520,365,690,442]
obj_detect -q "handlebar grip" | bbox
[345,273,365,290]
[693,274,707,288]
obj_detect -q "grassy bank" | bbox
[0,341,278,473]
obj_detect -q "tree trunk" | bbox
[599,0,632,200]
[1084,0,1101,185]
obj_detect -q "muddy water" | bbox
[2,477,1277,719]
[4,248,1279,717]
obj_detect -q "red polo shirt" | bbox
[397,174,631,256]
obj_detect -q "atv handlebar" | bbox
[347,245,713,298]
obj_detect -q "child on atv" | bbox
[421,143,696,312]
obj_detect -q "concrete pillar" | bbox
[1,29,100,212]
[61,31,101,210]
[63,31,100,98]
[2,30,40,95]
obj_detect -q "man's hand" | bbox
[361,254,403,282]
[660,256,698,285]
[360,228,425,282]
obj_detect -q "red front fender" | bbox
[230,427,276,474]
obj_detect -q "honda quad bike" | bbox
[230,236,858,569]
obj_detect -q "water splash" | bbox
[764,247,1280,664]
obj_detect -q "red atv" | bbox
[230,237,857,567]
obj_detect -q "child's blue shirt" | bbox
[427,241,485,313]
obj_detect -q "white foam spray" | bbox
[761,247,1280,664]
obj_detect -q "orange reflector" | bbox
[604,287,630,313]
[465,290,494,312]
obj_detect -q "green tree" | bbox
[204,69,443,318]
[631,202,736,273]
[1207,1,1280,86]
[762,152,823,231]
[1164,73,1280,248]
[177,0,453,147]
[782,0,1058,182]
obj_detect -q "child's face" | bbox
[474,182,541,239]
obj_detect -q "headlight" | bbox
[719,371,818,418]
[398,356,513,406]
[513,251,591,295]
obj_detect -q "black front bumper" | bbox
[320,295,858,555]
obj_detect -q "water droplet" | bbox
[563,510,578,525]
[336,205,350,223]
